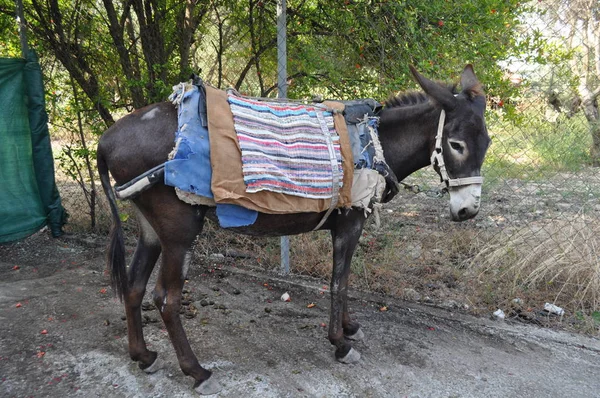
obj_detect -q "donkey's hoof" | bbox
[337,347,361,364]
[194,374,223,396]
[141,356,165,374]
[345,327,364,341]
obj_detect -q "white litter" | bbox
[281,292,291,302]
[544,303,565,316]
[492,309,505,320]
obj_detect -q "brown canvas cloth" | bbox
[205,85,353,214]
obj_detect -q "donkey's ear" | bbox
[460,64,484,99]
[409,64,457,110]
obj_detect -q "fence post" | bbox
[277,0,290,275]
[15,0,29,59]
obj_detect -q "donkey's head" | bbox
[410,64,490,221]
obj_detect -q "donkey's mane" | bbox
[384,83,457,109]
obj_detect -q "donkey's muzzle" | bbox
[448,184,482,222]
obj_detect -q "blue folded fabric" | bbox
[164,85,258,228]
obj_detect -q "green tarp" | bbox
[0,50,65,242]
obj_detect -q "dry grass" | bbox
[469,213,600,316]
[288,232,332,278]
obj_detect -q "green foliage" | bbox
[282,0,534,101]
[1,0,539,120]
[0,2,21,58]
[56,145,96,183]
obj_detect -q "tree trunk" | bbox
[131,0,168,102]
[102,0,146,109]
[590,123,600,166]
[176,0,207,82]
[581,93,600,165]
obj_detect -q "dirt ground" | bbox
[1,231,600,398]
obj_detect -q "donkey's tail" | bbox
[97,150,128,301]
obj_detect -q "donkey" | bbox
[97,65,490,394]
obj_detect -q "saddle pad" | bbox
[227,93,342,199]
[206,85,353,214]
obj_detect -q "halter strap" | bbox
[431,109,484,187]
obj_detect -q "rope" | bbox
[313,110,342,230]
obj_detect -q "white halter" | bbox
[431,109,484,187]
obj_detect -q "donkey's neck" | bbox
[377,102,439,182]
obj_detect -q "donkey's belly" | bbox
[205,208,329,236]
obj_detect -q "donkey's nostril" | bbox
[458,208,468,218]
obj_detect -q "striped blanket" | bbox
[227,92,343,199]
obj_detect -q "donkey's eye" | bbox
[449,141,464,152]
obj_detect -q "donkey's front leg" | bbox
[342,298,364,342]
[328,211,366,363]
[153,246,222,395]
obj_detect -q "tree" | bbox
[284,0,530,102]
[537,0,600,164]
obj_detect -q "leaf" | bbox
[119,213,129,222]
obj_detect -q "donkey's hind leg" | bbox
[150,204,221,395]
[124,205,163,371]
